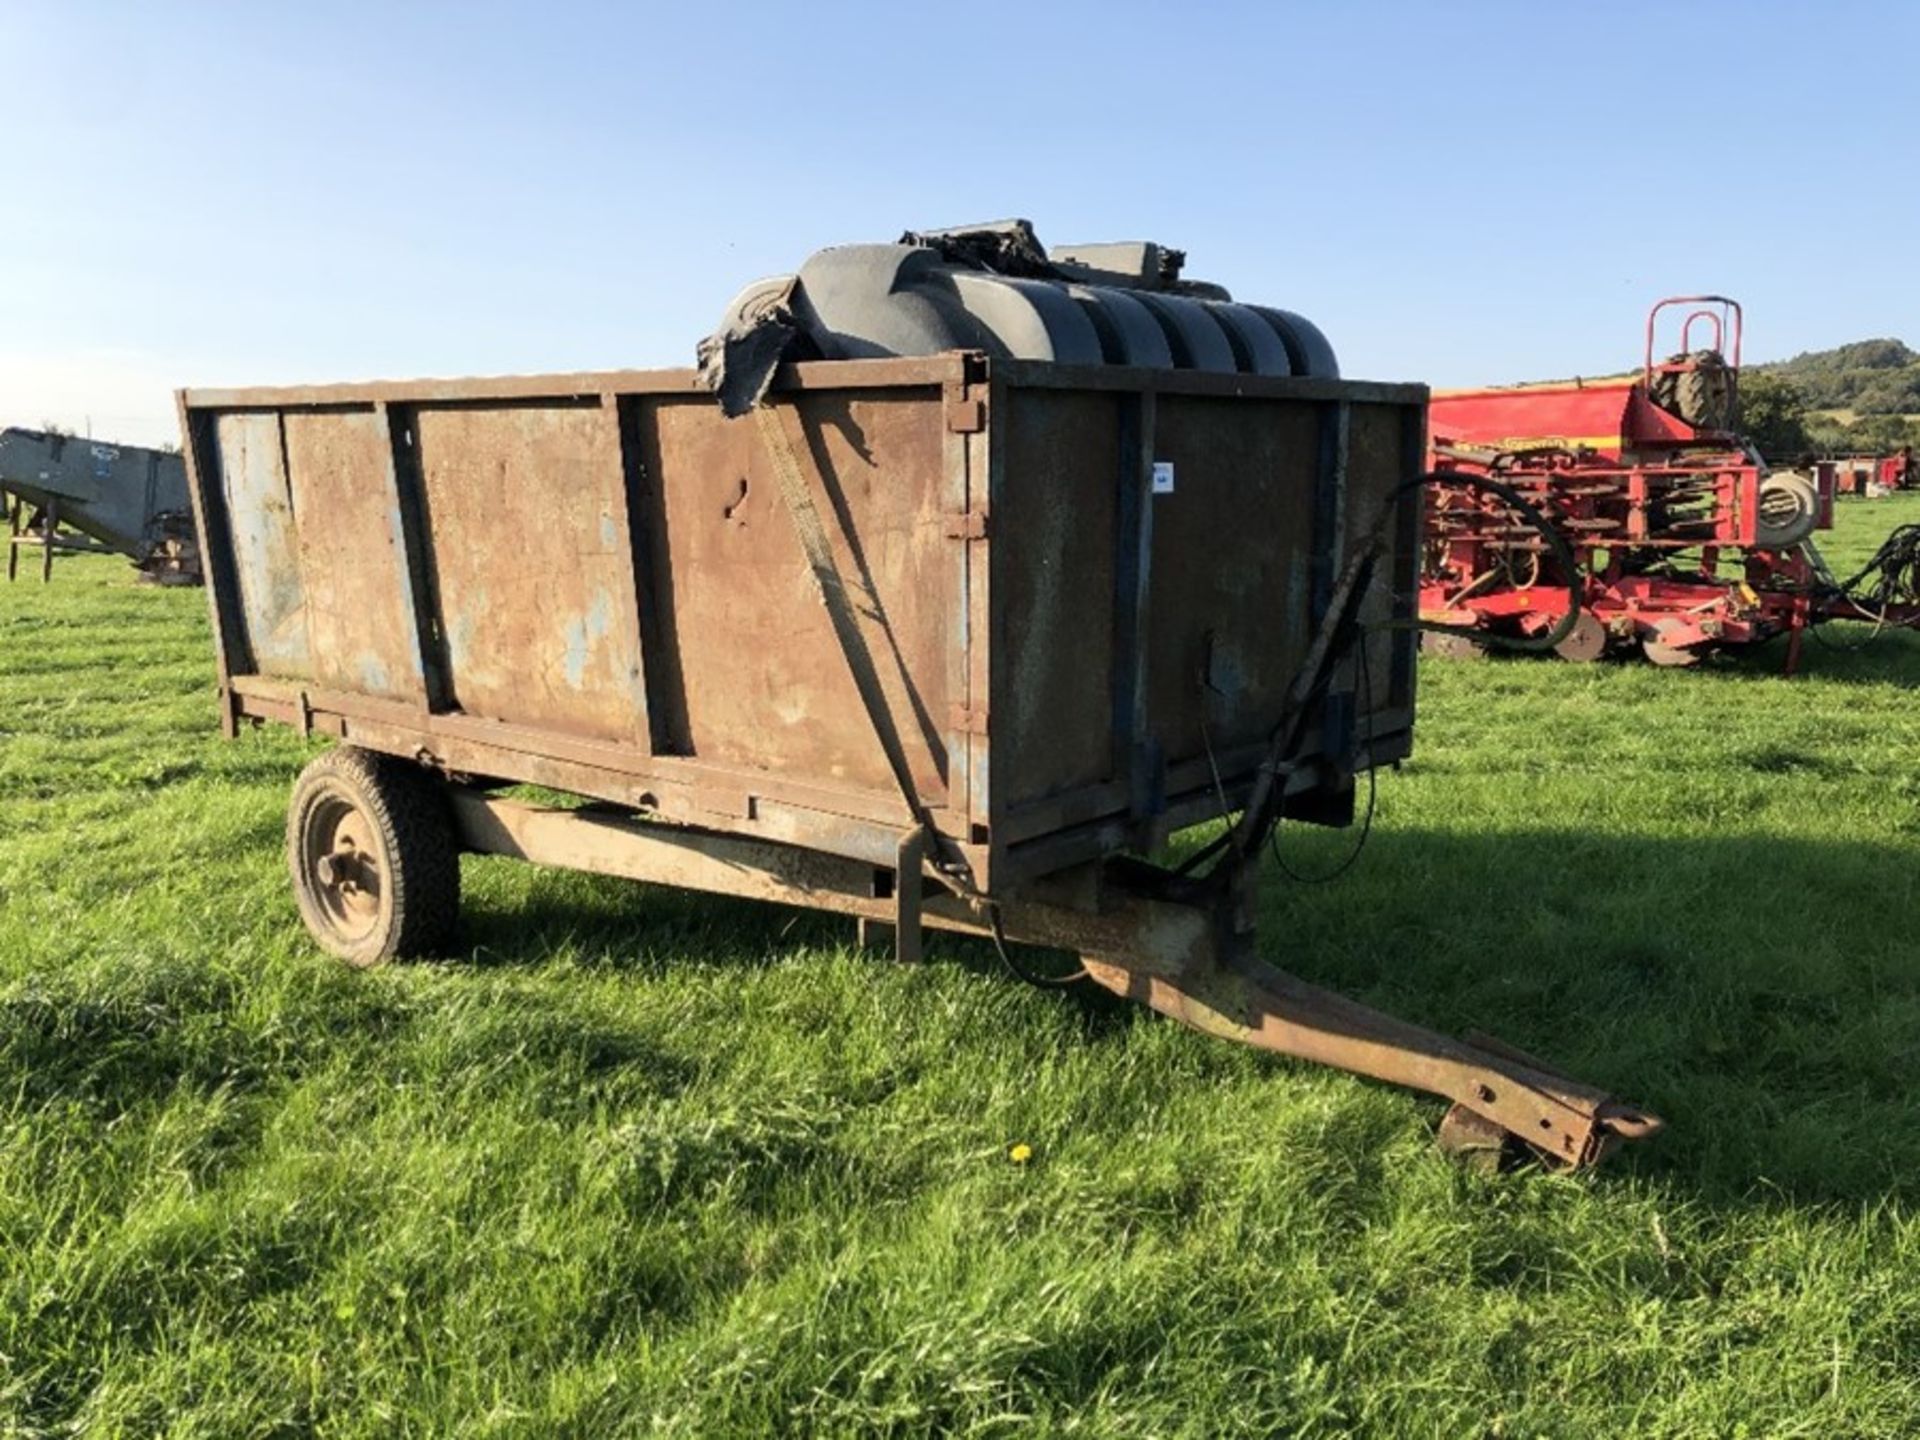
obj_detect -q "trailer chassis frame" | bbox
[451,788,1661,1169]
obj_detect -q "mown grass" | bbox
[5,501,1920,1436]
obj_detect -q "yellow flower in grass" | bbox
[1008,1142,1033,1165]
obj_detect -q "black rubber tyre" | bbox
[286,747,460,966]
[1650,350,1734,430]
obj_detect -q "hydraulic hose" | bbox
[1133,471,1582,905]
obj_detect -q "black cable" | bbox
[1271,471,1563,895]
[1394,470,1583,653]
[1805,522,1920,652]
[1171,616,1355,881]
[1111,470,1578,910]
[1836,523,1920,611]
[988,905,1087,988]
[1807,605,1889,654]
[1269,627,1379,885]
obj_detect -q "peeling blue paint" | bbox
[358,651,393,694]
[447,611,476,673]
[221,414,310,673]
[560,591,616,691]
[561,616,590,689]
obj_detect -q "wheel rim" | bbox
[302,789,386,943]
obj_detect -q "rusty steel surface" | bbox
[181,355,1423,893]
[994,388,1120,806]
[410,401,647,743]
[638,390,956,798]
[280,409,428,703]
[1141,394,1325,763]
[214,412,308,674]
[185,360,1421,412]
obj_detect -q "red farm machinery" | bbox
[1829,450,1916,497]
[1420,297,1864,669]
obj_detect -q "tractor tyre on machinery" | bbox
[1649,350,1734,430]
[1755,471,1820,549]
[287,746,462,967]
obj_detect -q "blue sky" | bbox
[3,0,1914,446]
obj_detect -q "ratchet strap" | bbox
[751,402,968,890]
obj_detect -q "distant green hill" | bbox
[1751,338,1920,415]
[1737,339,1920,456]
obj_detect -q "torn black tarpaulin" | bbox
[695,275,810,417]
[696,224,1341,404]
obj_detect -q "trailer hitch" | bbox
[1049,866,1664,1171]
[1077,942,1663,1171]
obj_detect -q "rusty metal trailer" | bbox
[178,352,1660,1168]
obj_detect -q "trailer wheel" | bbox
[286,747,461,966]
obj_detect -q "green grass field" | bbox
[6,500,1920,1437]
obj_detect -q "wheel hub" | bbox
[304,795,384,939]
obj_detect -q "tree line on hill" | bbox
[1738,338,1920,459]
